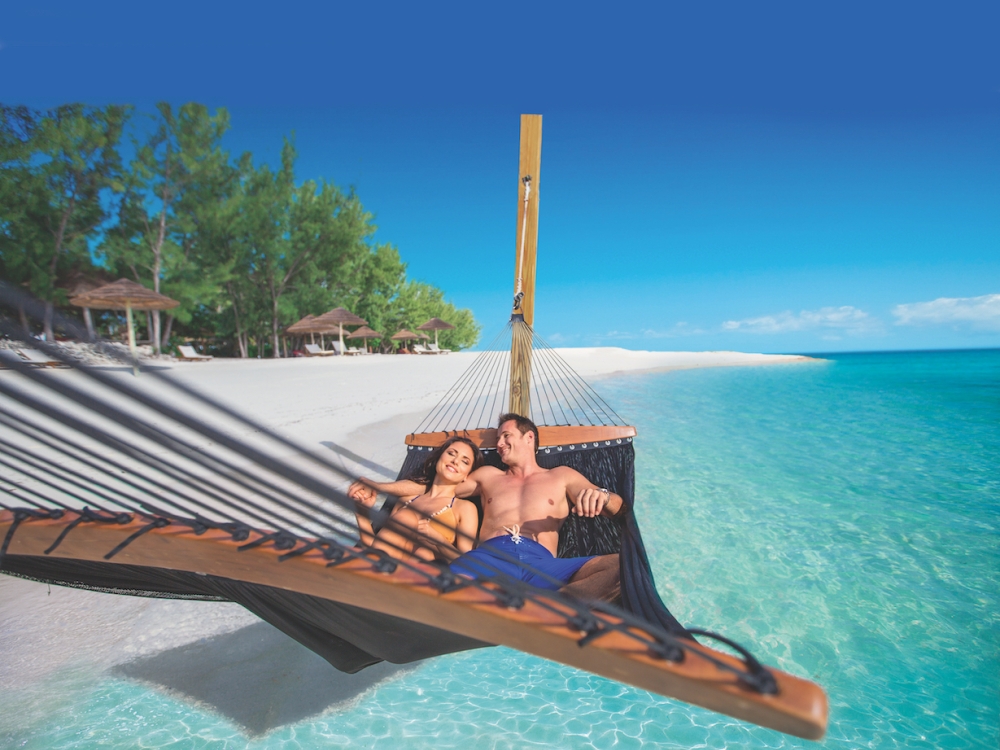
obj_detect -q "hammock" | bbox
[395,318,687,636]
[0,283,827,739]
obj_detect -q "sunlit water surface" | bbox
[2,349,998,748]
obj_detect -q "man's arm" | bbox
[349,466,493,501]
[349,477,425,499]
[560,467,624,518]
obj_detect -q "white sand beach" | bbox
[135,348,812,474]
[0,348,812,733]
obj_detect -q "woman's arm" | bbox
[452,499,479,555]
[349,482,379,546]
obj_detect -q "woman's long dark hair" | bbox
[408,436,484,489]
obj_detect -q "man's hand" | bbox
[573,487,610,517]
[348,479,378,508]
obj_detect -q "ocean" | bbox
[2,349,998,748]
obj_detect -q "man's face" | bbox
[496,420,533,464]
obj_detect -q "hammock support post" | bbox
[509,114,542,417]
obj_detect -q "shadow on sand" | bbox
[113,620,413,736]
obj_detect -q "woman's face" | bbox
[436,442,476,484]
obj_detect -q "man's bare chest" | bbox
[480,473,569,514]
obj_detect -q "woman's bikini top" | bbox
[400,496,458,545]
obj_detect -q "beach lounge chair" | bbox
[329,341,361,356]
[176,345,213,361]
[427,343,450,354]
[14,348,69,368]
[304,344,336,357]
[412,343,432,354]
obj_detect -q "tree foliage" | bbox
[2,101,480,354]
[1,103,128,337]
[101,103,237,352]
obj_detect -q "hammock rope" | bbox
[514,174,532,309]
[413,319,628,435]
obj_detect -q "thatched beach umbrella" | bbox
[288,315,348,348]
[313,321,350,349]
[417,317,455,348]
[349,325,381,353]
[286,314,317,334]
[71,279,179,373]
[61,269,114,339]
[315,307,367,354]
[286,314,319,345]
[390,328,420,353]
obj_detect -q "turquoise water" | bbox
[3,349,998,748]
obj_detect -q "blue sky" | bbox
[3,2,998,353]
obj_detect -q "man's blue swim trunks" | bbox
[450,533,595,590]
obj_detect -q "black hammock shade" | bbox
[0,282,828,740]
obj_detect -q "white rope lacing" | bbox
[514,175,532,309]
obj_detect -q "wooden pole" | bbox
[509,114,542,418]
[82,307,95,340]
[125,302,138,376]
[509,318,533,417]
[512,114,542,326]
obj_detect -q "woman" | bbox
[350,436,482,563]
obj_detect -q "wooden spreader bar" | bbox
[405,425,638,450]
[0,509,828,740]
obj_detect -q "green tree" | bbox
[0,103,128,339]
[382,279,480,352]
[226,141,378,357]
[101,103,233,353]
[347,243,408,339]
[3,100,479,356]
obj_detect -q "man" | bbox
[349,413,624,602]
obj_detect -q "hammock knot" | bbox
[687,628,779,695]
[369,550,398,574]
[492,586,526,610]
[430,569,466,593]
[323,545,348,565]
[648,637,685,663]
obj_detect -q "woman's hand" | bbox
[348,479,378,508]
[416,517,448,543]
